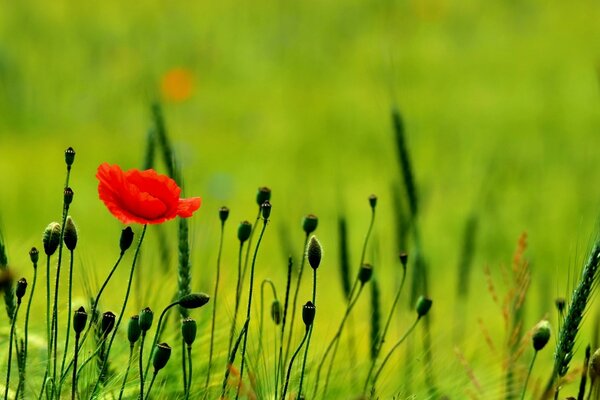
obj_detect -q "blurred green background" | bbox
[1,0,600,397]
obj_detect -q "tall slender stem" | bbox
[186,346,193,399]
[117,345,134,400]
[139,333,147,400]
[4,302,22,400]
[227,242,245,359]
[57,250,75,397]
[43,255,52,398]
[21,261,37,398]
[281,329,309,400]
[298,268,317,395]
[236,219,268,400]
[71,333,80,400]
[145,373,158,399]
[258,279,277,357]
[275,257,293,400]
[520,351,537,400]
[182,338,187,396]
[144,301,179,381]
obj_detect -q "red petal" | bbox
[177,197,202,218]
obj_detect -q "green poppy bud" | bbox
[120,227,134,253]
[64,187,74,206]
[73,306,87,334]
[100,311,116,339]
[179,293,210,309]
[181,318,197,346]
[415,296,432,318]
[261,200,272,220]
[368,194,377,209]
[43,222,61,256]
[219,206,230,223]
[399,252,408,268]
[16,278,27,302]
[128,315,141,344]
[256,187,271,207]
[64,216,78,251]
[65,147,76,167]
[271,300,282,325]
[29,247,39,265]
[358,263,373,285]
[153,342,172,372]
[307,236,322,270]
[302,214,318,235]
[238,221,252,243]
[532,320,551,351]
[139,307,154,332]
[302,301,316,329]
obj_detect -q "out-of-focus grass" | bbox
[0,0,599,397]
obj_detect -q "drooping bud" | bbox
[128,315,141,344]
[302,301,316,329]
[29,247,39,266]
[43,222,61,256]
[368,194,378,209]
[15,278,27,302]
[120,227,134,253]
[358,263,373,285]
[271,300,282,325]
[65,147,76,167]
[181,318,197,346]
[302,214,318,235]
[64,187,74,206]
[261,200,272,220]
[73,306,88,334]
[179,293,210,309]
[100,311,116,339]
[238,221,252,243]
[219,207,230,223]
[307,235,322,270]
[64,216,78,251]
[153,342,172,372]
[532,320,551,351]
[256,187,271,207]
[399,252,408,269]
[415,296,432,318]
[139,307,154,332]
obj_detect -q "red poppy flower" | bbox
[96,163,201,225]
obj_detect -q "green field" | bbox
[1,1,600,399]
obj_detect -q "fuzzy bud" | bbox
[179,293,210,309]
[43,222,61,256]
[416,296,432,318]
[302,214,318,235]
[128,315,141,344]
[120,227,134,253]
[29,247,39,266]
[358,263,373,284]
[307,236,322,270]
[219,207,230,223]
[64,187,74,206]
[139,307,154,332]
[369,194,378,209]
[65,147,76,167]
[181,318,197,346]
[15,278,27,302]
[261,200,272,220]
[73,306,88,335]
[153,342,172,372]
[256,187,271,207]
[238,221,252,243]
[532,320,551,351]
[100,311,116,339]
[64,216,78,251]
[302,301,316,329]
[271,300,282,325]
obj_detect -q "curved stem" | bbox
[71,334,80,400]
[282,329,309,400]
[370,317,421,396]
[146,372,158,399]
[520,351,537,400]
[144,300,179,381]
[5,302,21,400]
[186,345,193,399]
[236,219,269,400]
[276,257,293,400]
[221,320,248,399]
[205,219,225,397]
[298,268,317,395]
[57,250,75,397]
[241,209,261,291]
[283,234,309,370]
[258,279,278,357]
[139,333,147,400]
[117,345,134,400]
[21,262,37,398]
[227,242,245,359]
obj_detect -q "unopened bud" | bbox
[302,214,318,235]
[416,296,432,318]
[399,252,408,268]
[139,307,154,332]
[256,187,271,207]
[43,222,61,256]
[532,320,551,351]
[261,200,272,220]
[65,147,76,167]
[369,194,378,209]
[302,301,316,329]
[271,300,282,325]
[238,221,252,243]
[178,293,210,309]
[153,342,172,372]
[181,318,197,346]
[73,306,88,334]
[307,236,322,270]
[128,315,141,344]
[120,227,134,253]
[219,207,230,223]
[64,216,78,251]
[64,187,74,206]
[358,263,373,284]
[16,278,27,302]
[100,311,116,339]
[29,247,39,266]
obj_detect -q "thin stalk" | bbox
[241,209,261,290]
[281,329,309,400]
[139,333,147,400]
[4,302,22,399]
[145,372,158,399]
[117,345,134,400]
[362,265,407,393]
[73,336,107,394]
[21,261,38,398]
[205,218,226,395]
[298,268,317,395]
[221,320,248,399]
[227,242,245,358]
[313,284,365,398]
[41,255,52,398]
[90,224,148,397]
[182,338,187,396]
[283,234,309,369]
[370,317,421,396]
[275,257,293,400]
[71,333,81,400]
[144,301,179,381]
[258,279,278,356]
[186,346,193,399]
[236,219,269,400]
[520,351,537,400]
[57,249,75,397]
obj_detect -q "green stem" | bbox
[281,329,309,400]
[57,250,75,397]
[520,351,537,400]
[186,345,193,400]
[258,279,278,357]
[71,333,80,400]
[139,333,147,400]
[241,209,261,291]
[221,320,248,399]
[205,219,225,396]
[370,317,421,396]
[182,338,187,396]
[275,257,293,400]
[144,301,179,381]
[236,219,269,400]
[42,255,52,398]
[227,242,245,359]
[117,345,134,400]
[298,268,317,395]
[146,372,158,399]
[5,302,22,400]
[21,261,38,398]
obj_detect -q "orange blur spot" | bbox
[160,67,194,103]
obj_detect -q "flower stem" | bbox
[43,255,52,397]
[182,338,187,396]
[146,372,158,399]
[236,219,269,400]
[186,345,193,400]
[71,333,81,400]
[298,268,317,395]
[221,320,248,399]
[21,260,38,398]
[227,242,245,359]
[520,351,538,400]
[282,329,309,400]
[57,249,75,397]
[258,279,277,357]
[5,302,22,399]
[275,257,293,400]
[117,345,134,400]
[139,333,147,400]
[144,301,179,381]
